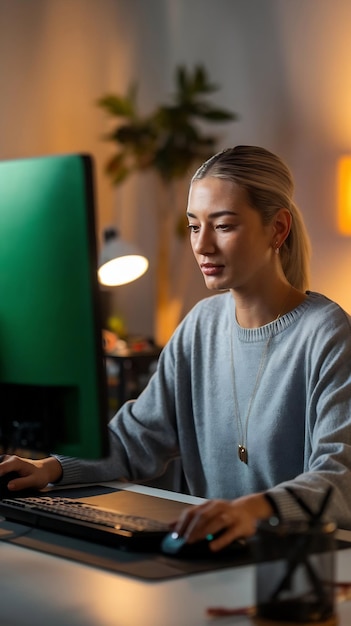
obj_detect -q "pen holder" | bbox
[254,518,336,623]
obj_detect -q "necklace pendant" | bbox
[238,444,248,464]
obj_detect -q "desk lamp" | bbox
[98,227,149,287]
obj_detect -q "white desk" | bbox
[0,482,351,626]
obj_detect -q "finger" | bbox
[0,455,18,475]
[6,475,33,491]
[212,516,257,550]
[174,504,205,536]
[179,505,230,543]
[208,526,242,551]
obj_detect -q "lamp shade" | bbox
[98,228,149,287]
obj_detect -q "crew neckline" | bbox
[230,290,316,342]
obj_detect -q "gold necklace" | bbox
[230,287,292,465]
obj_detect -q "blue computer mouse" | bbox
[161,530,249,559]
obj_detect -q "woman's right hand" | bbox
[0,454,63,491]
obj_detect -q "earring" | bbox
[274,241,280,254]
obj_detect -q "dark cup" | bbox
[254,518,336,623]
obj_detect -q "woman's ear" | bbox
[271,208,292,250]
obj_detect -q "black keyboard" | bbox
[0,495,171,551]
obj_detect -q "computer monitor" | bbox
[0,153,109,459]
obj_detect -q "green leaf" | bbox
[97,64,239,185]
[104,153,131,184]
[97,84,139,118]
[176,66,187,92]
[96,94,136,117]
[198,109,238,122]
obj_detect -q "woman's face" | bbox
[186,177,276,293]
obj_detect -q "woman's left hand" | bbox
[173,493,274,552]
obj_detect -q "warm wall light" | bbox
[98,227,149,287]
[338,156,351,235]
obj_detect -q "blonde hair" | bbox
[192,145,311,291]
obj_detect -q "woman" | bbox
[2,145,351,552]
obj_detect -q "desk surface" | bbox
[1,482,351,626]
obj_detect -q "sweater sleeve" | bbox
[55,339,181,486]
[265,306,351,529]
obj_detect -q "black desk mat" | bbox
[5,524,252,580]
[0,485,254,580]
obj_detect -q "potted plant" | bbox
[97,65,238,344]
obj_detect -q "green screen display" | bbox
[0,153,109,459]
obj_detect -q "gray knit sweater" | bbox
[57,291,351,528]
